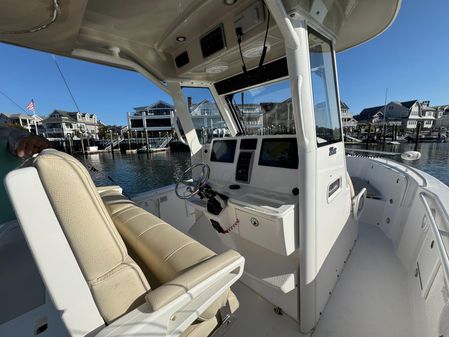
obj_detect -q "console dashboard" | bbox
[188,135,299,257]
[206,135,299,194]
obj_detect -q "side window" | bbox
[182,87,228,144]
[308,29,342,146]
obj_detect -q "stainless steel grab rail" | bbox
[419,192,449,286]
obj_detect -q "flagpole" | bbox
[32,99,38,135]
[26,98,38,135]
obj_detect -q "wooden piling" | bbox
[110,130,115,160]
[414,122,421,151]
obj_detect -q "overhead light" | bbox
[224,0,237,5]
[176,36,186,42]
[242,41,271,59]
[206,62,229,74]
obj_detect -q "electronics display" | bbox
[240,138,257,150]
[258,138,298,169]
[210,139,237,163]
[235,151,254,183]
[200,24,226,58]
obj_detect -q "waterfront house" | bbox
[355,100,435,131]
[128,101,174,138]
[340,101,357,130]
[432,104,449,123]
[0,113,44,135]
[42,110,99,140]
[433,105,449,130]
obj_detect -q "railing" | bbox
[419,191,449,286]
[158,136,173,148]
[104,138,124,151]
[46,128,63,133]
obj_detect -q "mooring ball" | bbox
[400,151,421,161]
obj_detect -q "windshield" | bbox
[225,79,295,135]
[182,87,228,144]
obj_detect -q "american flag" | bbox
[26,99,35,113]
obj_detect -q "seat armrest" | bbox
[96,186,123,195]
[95,250,244,337]
[146,250,241,311]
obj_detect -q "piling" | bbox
[110,130,115,160]
[366,123,371,149]
[414,122,421,151]
[80,133,85,155]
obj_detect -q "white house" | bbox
[42,110,99,140]
[0,113,44,134]
[128,101,174,137]
[340,101,357,129]
[355,100,435,129]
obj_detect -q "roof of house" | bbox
[1,113,37,120]
[340,101,349,110]
[134,100,174,111]
[43,110,77,123]
[354,105,384,121]
[401,100,418,109]
[355,100,422,121]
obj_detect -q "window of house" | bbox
[131,119,143,128]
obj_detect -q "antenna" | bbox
[0,89,28,114]
[52,55,81,113]
[382,88,388,147]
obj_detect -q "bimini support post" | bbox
[166,82,203,163]
[265,0,318,332]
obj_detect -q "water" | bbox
[81,143,449,197]
[347,142,449,186]
[79,151,191,197]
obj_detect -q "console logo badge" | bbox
[329,146,337,156]
[250,217,259,227]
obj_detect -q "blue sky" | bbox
[0,0,448,125]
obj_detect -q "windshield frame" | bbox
[308,27,343,147]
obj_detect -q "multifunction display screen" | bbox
[258,138,298,169]
[210,139,237,163]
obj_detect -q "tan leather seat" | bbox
[34,151,149,323]
[100,188,234,321]
[32,150,239,335]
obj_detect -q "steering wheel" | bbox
[175,163,210,199]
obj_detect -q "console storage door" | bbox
[228,195,296,256]
[416,228,440,298]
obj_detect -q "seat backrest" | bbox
[32,150,150,323]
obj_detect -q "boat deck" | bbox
[225,223,414,337]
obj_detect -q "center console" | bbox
[186,135,300,319]
[190,135,300,256]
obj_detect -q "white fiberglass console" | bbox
[189,135,299,256]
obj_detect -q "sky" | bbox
[0,0,448,126]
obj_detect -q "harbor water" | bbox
[79,142,449,197]
[346,142,449,186]
[80,151,192,197]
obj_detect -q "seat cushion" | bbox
[102,190,232,320]
[33,150,150,323]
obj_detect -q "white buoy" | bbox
[401,151,421,161]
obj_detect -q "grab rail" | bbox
[419,192,449,285]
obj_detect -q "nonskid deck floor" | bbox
[196,222,415,337]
